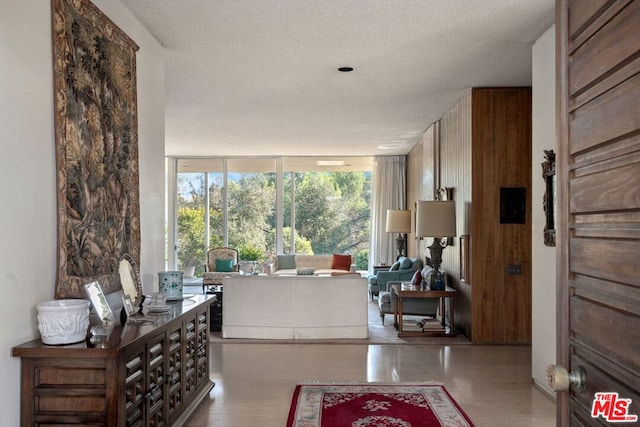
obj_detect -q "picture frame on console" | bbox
[84,281,115,328]
[121,295,136,317]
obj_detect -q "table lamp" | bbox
[415,201,456,289]
[385,209,411,259]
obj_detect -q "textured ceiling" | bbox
[120,0,555,157]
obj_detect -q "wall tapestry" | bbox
[52,0,140,298]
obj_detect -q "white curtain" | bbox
[369,156,406,271]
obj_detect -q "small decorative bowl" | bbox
[37,299,90,345]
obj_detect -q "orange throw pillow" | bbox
[331,254,352,271]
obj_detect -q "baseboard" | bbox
[533,379,556,402]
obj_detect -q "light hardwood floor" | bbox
[185,342,556,426]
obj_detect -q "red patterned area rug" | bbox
[286,383,475,427]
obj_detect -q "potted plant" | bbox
[178,242,205,278]
[181,264,197,279]
[238,245,265,274]
[177,206,206,278]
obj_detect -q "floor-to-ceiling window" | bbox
[169,157,372,274]
[173,158,224,277]
[282,158,371,270]
[226,158,277,266]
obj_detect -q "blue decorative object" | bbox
[158,271,183,300]
[432,270,445,291]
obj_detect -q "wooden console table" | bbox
[391,283,457,337]
[13,294,215,426]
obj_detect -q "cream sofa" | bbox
[269,254,356,275]
[222,275,368,339]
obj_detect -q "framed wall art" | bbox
[542,150,556,247]
[52,0,141,298]
[500,187,526,224]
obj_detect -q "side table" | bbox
[207,285,223,332]
[373,264,391,273]
[391,283,457,337]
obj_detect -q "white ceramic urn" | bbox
[37,299,90,345]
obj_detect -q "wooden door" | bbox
[557,0,640,425]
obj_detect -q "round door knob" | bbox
[546,364,586,392]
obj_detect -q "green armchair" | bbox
[367,257,423,300]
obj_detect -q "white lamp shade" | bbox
[385,209,411,233]
[415,200,456,238]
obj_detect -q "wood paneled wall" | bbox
[406,122,437,259]
[441,92,473,338]
[470,88,532,343]
[407,88,532,343]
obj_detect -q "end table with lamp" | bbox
[391,282,457,337]
[394,199,457,336]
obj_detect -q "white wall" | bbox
[0,1,165,424]
[531,25,556,397]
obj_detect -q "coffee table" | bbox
[391,283,457,337]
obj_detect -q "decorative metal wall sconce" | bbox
[542,150,556,247]
[437,187,454,201]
